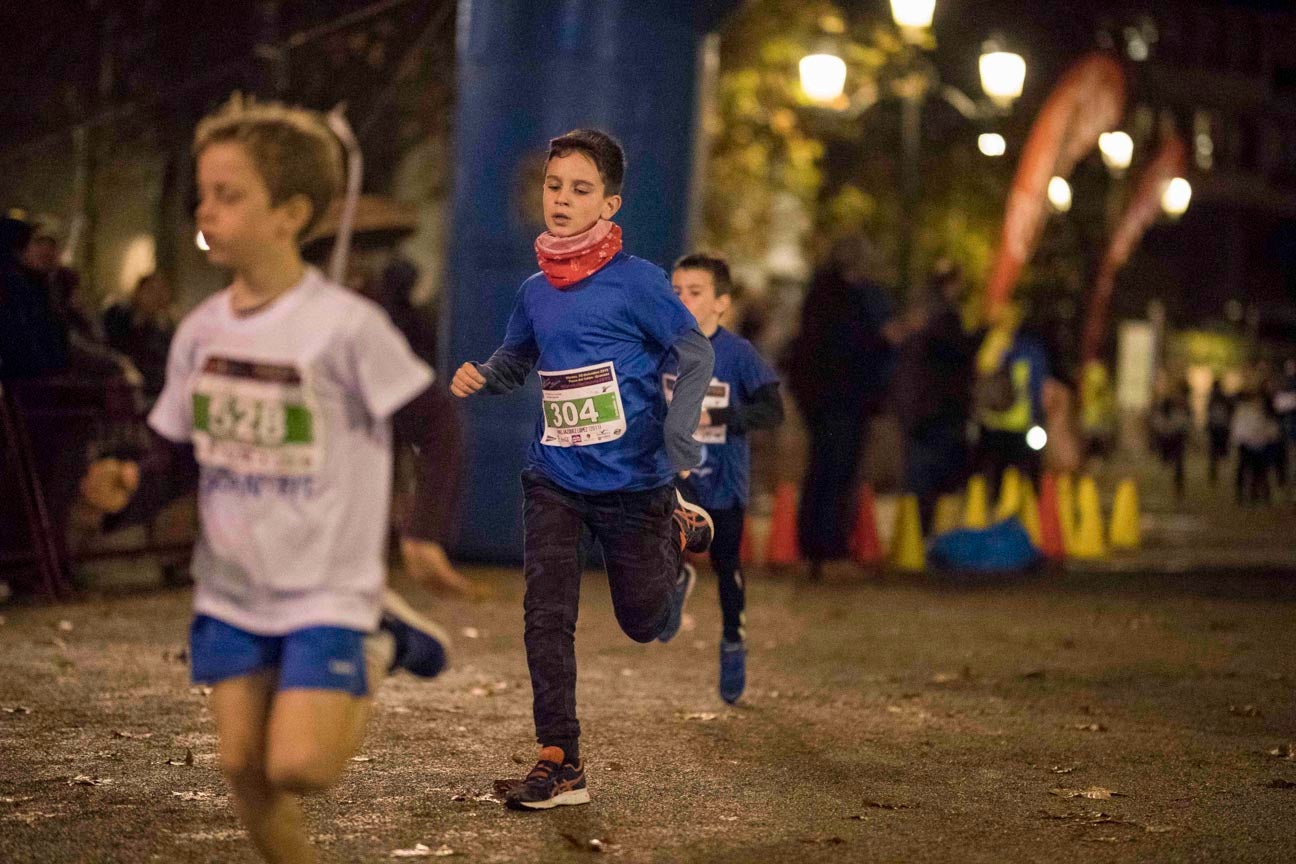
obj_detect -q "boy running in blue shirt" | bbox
[74,97,463,863]
[451,129,715,810]
[665,254,783,704]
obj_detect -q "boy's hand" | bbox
[450,363,487,397]
[697,409,712,428]
[79,458,140,514]
[400,537,493,601]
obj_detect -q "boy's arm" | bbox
[664,328,715,472]
[708,382,784,434]
[452,287,538,397]
[71,432,200,548]
[392,382,462,545]
[473,342,538,394]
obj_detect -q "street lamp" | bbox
[799,53,847,104]
[1161,177,1191,217]
[978,133,1007,157]
[890,0,935,33]
[1047,176,1073,212]
[979,43,1026,109]
[1098,130,1133,172]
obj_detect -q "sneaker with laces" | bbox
[673,489,714,554]
[504,747,590,810]
[378,589,451,678]
[719,638,746,704]
[657,562,696,643]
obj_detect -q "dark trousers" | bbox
[1237,446,1270,504]
[798,408,870,561]
[906,416,968,533]
[679,485,746,644]
[521,470,681,752]
[976,427,1040,491]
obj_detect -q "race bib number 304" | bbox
[539,361,626,447]
[191,356,322,476]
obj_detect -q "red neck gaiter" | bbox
[534,220,623,288]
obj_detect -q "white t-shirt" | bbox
[149,268,433,635]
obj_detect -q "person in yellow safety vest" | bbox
[1080,360,1117,463]
[974,309,1050,488]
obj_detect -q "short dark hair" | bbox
[673,253,733,297]
[547,128,626,196]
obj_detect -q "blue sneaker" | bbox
[719,639,746,704]
[657,562,696,643]
[380,589,451,678]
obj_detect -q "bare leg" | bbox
[211,672,315,864]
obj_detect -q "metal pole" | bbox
[900,90,922,298]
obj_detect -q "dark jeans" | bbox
[521,470,681,752]
[679,485,746,644]
[798,407,870,561]
[906,416,968,532]
[975,427,1040,491]
[1237,446,1271,504]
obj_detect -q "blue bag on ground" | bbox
[928,518,1041,573]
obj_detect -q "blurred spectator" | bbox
[1231,388,1280,505]
[973,305,1050,487]
[1261,372,1289,500]
[1271,360,1296,498]
[0,214,70,378]
[1206,379,1234,486]
[891,260,975,532]
[21,217,101,346]
[1080,362,1116,464]
[784,235,900,576]
[103,272,177,400]
[1150,379,1191,501]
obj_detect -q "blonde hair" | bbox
[193,94,343,238]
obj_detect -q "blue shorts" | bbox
[189,615,370,697]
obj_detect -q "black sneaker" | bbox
[673,489,714,554]
[656,562,696,643]
[379,589,451,678]
[504,747,590,811]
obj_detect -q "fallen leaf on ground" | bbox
[2,705,31,715]
[461,627,480,639]
[1145,825,1175,833]
[390,843,433,857]
[70,775,113,786]
[860,800,914,810]
[1051,765,1079,774]
[1021,669,1047,679]
[1267,744,1295,759]
[678,711,718,721]
[1050,786,1123,800]
[1072,723,1107,732]
[172,790,214,801]
[189,686,212,696]
[350,755,373,763]
[165,749,194,766]
[163,648,189,663]
[605,761,625,771]
[558,832,607,853]
[1230,704,1263,717]
[57,620,74,632]
[112,730,153,740]
[1265,778,1296,790]
[509,751,529,765]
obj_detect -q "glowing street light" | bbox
[1047,176,1073,213]
[799,52,847,104]
[1098,130,1133,172]
[980,45,1026,108]
[195,230,210,251]
[1026,425,1048,451]
[890,0,936,32]
[1161,177,1192,217]
[978,133,1007,157]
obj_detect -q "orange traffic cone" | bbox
[850,484,883,565]
[766,481,800,565]
[1037,472,1065,561]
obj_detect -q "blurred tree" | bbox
[703,0,1012,306]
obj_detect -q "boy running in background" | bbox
[75,96,464,863]
[665,254,783,704]
[451,128,715,811]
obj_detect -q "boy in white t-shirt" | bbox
[73,96,466,863]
